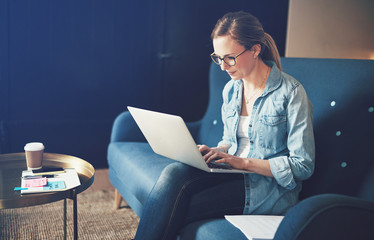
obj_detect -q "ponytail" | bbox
[262,33,282,71]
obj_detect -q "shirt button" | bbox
[246,201,250,206]
[250,141,254,144]
[249,124,252,127]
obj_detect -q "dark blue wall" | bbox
[0,0,289,168]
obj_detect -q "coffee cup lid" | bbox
[24,142,45,151]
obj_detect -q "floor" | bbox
[86,168,115,193]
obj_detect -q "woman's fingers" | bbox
[198,144,209,153]
[206,151,227,163]
[198,145,232,165]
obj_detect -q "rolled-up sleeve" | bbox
[269,84,315,190]
[269,156,297,189]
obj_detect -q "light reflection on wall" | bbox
[286,0,374,60]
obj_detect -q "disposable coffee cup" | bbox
[24,142,45,170]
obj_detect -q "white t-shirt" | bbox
[235,116,251,158]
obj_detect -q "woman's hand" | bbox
[198,145,273,177]
[198,145,249,170]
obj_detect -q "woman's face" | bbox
[212,35,256,80]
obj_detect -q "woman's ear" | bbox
[252,44,262,59]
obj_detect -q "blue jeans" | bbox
[134,162,245,240]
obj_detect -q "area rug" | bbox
[0,189,139,240]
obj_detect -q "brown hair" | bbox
[211,11,282,70]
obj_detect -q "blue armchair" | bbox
[108,58,374,239]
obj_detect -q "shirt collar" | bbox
[262,61,282,97]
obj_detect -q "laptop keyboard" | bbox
[207,162,233,170]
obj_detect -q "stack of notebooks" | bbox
[16,167,81,194]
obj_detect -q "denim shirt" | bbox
[218,61,315,215]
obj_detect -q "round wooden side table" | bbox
[0,153,95,240]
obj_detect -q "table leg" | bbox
[63,190,78,240]
[72,189,78,240]
[64,198,67,240]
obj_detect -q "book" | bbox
[225,215,284,240]
[20,168,81,194]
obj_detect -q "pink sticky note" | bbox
[24,178,47,187]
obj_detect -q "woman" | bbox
[134,11,315,240]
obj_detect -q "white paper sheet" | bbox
[225,215,284,240]
[21,168,81,194]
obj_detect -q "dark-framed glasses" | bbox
[210,49,248,66]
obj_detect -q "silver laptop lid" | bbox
[127,106,211,171]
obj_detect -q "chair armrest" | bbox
[110,111,146,142]
[274,194,374,240]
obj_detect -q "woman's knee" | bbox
[151,163,202,194]
[159,163,202,182]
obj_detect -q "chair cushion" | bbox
[108,142,173,215]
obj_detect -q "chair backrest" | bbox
[199,58,374,201]
[282,58,374,201]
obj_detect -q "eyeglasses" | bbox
[210,49,248,66]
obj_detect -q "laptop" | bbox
[127,106,252,173]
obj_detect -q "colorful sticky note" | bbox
[43,181,66,190]
[24,177,47,188]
